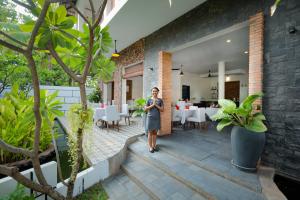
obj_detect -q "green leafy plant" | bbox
[88,87,103,103]
[132,98,148,117]
[0,84,63,163]
[212,93,267,133]
[0,184,34,200]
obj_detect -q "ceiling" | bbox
[172,26,249,75]
[81,0,207,53]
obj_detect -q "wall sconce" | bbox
[226,76,230,82]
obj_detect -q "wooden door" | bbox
[126,80,132,100]
[225,81,240,101]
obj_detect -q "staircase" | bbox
[103,137,265,200]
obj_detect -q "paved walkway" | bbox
[58,117,144,165]
[103,125,275,200]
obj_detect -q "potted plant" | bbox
[212,93,267,171]
[88,86,103,107]
[132,98,148,133]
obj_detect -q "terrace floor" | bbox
[103,124,282,200]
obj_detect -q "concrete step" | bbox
[122,153,207,200]
[138,135,262,192]
[103,170,152,200]
[129,140,265,200]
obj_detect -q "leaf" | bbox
[240,92,263,111]
[245,119,267,132]
[253,112,266,121]
[218,99,236,113]
[211,109,231,121]
[19,21,35,32]
[38,31,51,48]
[56,6,67,23]
[59,19,74,29]
[216,119,232,131]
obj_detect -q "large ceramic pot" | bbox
[231,126,265,171]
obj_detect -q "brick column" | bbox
[249,12,264,110]
[158,51,172,135]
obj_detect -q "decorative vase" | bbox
[231,126,265,171]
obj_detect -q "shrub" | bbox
[0,85,63,163]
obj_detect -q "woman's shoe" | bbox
[149,148,154,153]
[153,146,159,152]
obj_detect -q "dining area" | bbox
[172,101,219,130]
[93,103,132,131]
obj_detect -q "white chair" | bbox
[189,106,198,110]
[120,104,131,125]
[101,105,121,131]
[205,108,219,120]
[186,108,206,129]
[172,108,181,130]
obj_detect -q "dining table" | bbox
[173,108,195,124]
[93,107,106,123]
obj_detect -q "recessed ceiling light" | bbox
[226,39,231,43]
[244,51,248,54]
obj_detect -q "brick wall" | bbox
[143,0,300,180]
[249,12,264,109]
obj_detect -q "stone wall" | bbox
[143,0,300,180]
[262,0,300,180]
[111,39,145,110]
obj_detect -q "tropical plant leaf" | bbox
[240,92,263,111]
[245,118,267,132]
[218,99,236,113]
[216,119,232,131]
[253,112,266,121]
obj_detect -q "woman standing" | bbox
[145,87,164,153]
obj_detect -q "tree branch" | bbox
[71,3,91,28]
[82,24,94,81]
[27,0,51,51]
[0,139,32,158]
[0,165,65,200]
[48,43,81,82]
[0,39,25,54]
[0,30,28,47]
[89,0,96,22]
[25,54,48,186]
[92,0,108,30]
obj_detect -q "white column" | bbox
[103,83,108,104]
[218,61,225,99]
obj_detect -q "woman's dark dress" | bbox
[146,98,163,131]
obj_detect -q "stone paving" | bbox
[58,117,144,165]
[103,124,270,200]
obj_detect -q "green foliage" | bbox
[212,93,267,133]
[0,0,17,24]
[75,183,108,200]
[88,87,103,103]
[66,104,93,169]
[0,85,63,163]
[132,98,148,118]
[0,49,31,94]
[0,184,34,200]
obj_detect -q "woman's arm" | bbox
[144,100,155,112]
[155,99,164,112]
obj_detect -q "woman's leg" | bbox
[148,131,153,149]
[152,130,157,149]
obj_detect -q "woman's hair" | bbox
[151,87,159,92]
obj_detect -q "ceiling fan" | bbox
[207,69,218,77]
